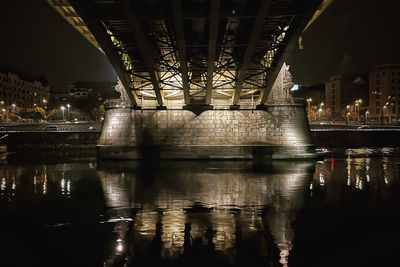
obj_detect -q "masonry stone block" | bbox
[98,99,313,159]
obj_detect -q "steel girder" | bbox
[50,0,325,108]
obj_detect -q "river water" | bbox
[0,149,400,267]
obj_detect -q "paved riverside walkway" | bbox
[0,122,102,133]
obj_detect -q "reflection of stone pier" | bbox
[98,160,314,265]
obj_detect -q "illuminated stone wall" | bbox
[97,99,313,159]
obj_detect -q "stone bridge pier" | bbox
[97,98,314,160]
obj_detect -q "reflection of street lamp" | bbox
[61,106,65,121]
[66,104,71,121]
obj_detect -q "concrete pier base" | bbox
[97,99,315,160]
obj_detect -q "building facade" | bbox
[368,64,400,122]
[325,74,369,119]
[0,68,50,121]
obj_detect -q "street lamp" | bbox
[306,98,312,110]
[66,104,71,121]
[2,108,5,122]
[383,105,387,124]
[355,102,359,123]
[11,104,16,122]
[306,98,312,121]
[61,106,65,121]
[365,111,369,124]
[319,102,324,120]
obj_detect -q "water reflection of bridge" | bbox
[1,154,399,265]
[97,160,314,266]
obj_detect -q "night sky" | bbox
[1,0,400,91]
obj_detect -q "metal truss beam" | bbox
[121,0,164,106]
[205,0,220,104]
[232,0,272,105]
[258,0,322,104]
[69,0,138,105]
[172,0,191,105]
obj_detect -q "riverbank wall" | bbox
[311,129,400,147]
[1,125,399,152]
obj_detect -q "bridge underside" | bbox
[49,0,323,109]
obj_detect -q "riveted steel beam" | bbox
[121,0,164,106]
[70,0,138,105]
[205,0,221,104]
[258,0,322,104]
[171,0,191,105]
[232,0,273,105]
